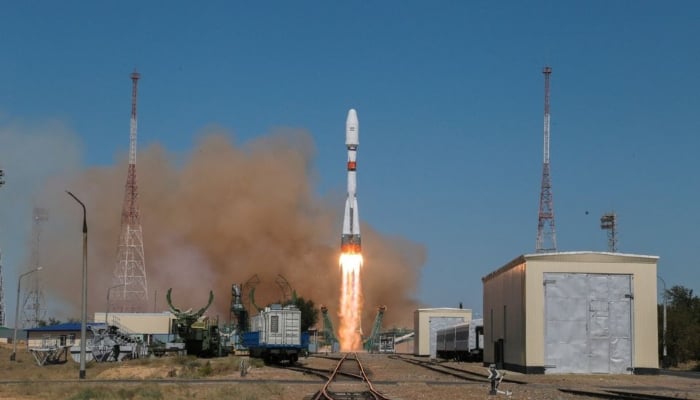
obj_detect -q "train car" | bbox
[243,304,308,364]
[436,319,484,362]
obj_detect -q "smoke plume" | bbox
[35,127,425,330]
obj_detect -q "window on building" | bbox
[271,316,279,333]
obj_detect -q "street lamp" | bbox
[10,267,43,361]
[658,275,668,368]
[106,284,126,326]
[66,190,88,379]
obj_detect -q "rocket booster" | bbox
[341,109,361,253]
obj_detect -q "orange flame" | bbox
[339,253,363,351]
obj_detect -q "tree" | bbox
[661,285,700,367]
[286,297,319,332]
[36,317,62,327]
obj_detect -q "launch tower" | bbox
[112,71,148,312]
[536,66,557,253]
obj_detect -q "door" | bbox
[544,273,632,374]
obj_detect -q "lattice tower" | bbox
[0,249,5,327]
[0,169,5,326]
[0,169,6,326]
[21,207,48,328]
[112,71,148,312]
[600,212,618,252]
[536,66,558,253]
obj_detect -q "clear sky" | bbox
[1,1,698,324]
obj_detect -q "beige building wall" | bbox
[483,252,659,374]
[483,260,526,367]
[413,308,472,356]
[94,312,175,335]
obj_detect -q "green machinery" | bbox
[320,305,339,350]
[363,305,386,352]
[167,288,222,357]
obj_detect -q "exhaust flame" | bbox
[339,252,363,351]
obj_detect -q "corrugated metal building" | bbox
[482,252,659,375]
[413,308,472,357]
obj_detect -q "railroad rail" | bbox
[559,388,691,400]
[311,353,391,400]
[390,355,527,385]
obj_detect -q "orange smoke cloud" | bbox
[36,128,425,331]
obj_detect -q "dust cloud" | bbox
[36,128,425,330]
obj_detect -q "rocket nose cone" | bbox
[346,108,359,146]
[346,109,358,125]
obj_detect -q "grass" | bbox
[0,342,280,399]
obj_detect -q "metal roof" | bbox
[24,322,107,332]
[482,251,659,282]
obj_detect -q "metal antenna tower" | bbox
[21,207,48,327]
[0,250,4,327]
[0,169,5,326]
[112,70,148,312]
[536,66,558,253]
[600,212,618,252]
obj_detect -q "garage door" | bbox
[544,273,632,374]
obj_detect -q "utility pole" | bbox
[22,207,48,328]
[658,276,667,368]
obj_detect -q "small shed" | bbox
[25,322,106,349]
[482,252,659,374]
[414,308,472,357]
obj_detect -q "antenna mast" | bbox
[0,169,5,326]
[600,212,618,252]
[112,70,148,312]
[536,66,557,253]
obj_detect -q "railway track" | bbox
[310,353,391,400]
[389,355,686,400]
[559,388,691,400]
[390,354,527,385]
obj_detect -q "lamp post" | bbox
[106,284,126,326]
[10,267,42,361]
[66,190,88,379]
[658,275,667,368]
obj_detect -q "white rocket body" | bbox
[341,109,361,253]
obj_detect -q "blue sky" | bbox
[1,1,699,323]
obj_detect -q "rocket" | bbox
[341,109,361,254]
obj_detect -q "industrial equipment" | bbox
[166,288,222,357]
[320,305,339,351]
[243,304,308,364]
[363,305,386,352]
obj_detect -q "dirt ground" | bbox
[0,343,698,400]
